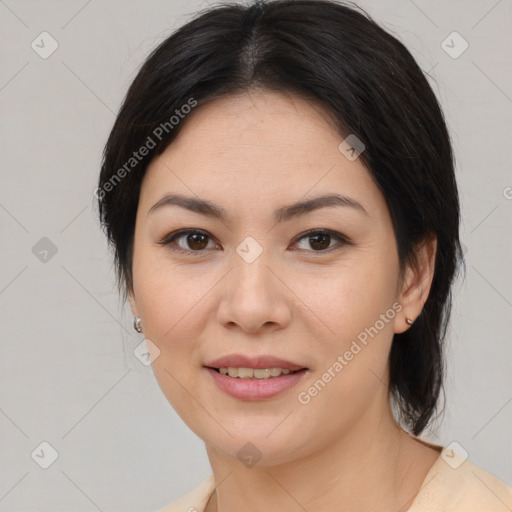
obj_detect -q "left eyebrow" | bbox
[147,193,369,222]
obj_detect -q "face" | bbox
[129,89,429,465]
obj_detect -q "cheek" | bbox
[294,288,396,440]
[133,246,209,340]
[132,256,211,429]
[295,252,398,340]
[293,252,398,400]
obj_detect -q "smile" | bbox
[205,367,309,400]
[215,367,300,379]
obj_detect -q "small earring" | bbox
[406,317,414,326]
[133,316,143,333]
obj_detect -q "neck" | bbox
[204,395,438,512]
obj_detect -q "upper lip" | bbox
[204,354,307,371]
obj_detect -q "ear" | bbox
[394,233,437,334]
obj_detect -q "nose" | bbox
[216,250,292,335]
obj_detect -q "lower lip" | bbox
[205,367,309,400]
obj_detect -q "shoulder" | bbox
[156,474,215,512]
[410,448,512,511]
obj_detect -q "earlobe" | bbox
[394,234,437,334]
[128,292,143,333]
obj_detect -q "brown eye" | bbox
[186,232,209,250]
[308,232,331,251]
[293,230,349,252]
[158,229,217,255]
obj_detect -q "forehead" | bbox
[174,89,342,147]
[139,90,386,220]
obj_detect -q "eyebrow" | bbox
[147,192,369,222]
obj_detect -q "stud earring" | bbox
[133,316,143,333]
[406,317,414,326]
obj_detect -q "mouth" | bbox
[204,360,311,401]
[203,355,310,400]
[205,366,307,379]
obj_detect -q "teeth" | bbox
[218,367,295,379]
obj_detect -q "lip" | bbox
[204,354,307,372]
[205,367,310,400]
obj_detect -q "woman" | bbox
[96,1,512,511]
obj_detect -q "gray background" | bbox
[0,0,511,511]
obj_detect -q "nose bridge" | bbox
[232,236,276,299]
[216,235,291,331]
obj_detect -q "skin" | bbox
[129,89,440,512]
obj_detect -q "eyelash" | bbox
[157,228,351,256]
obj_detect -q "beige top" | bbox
[158,446,512,511]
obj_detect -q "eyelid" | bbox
[157,228,351,256]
